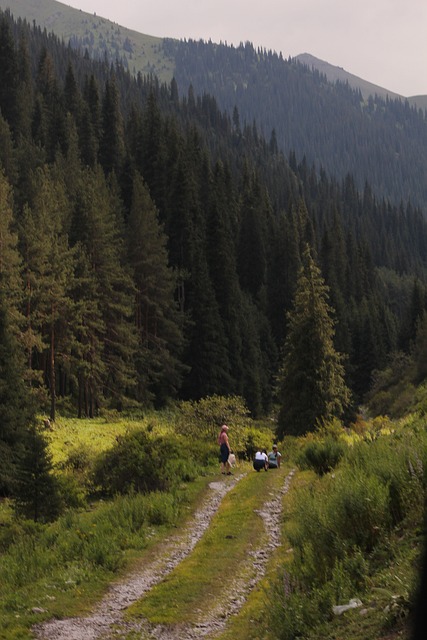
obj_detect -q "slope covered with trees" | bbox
[2,1,427,213]
[0,9,427,434]
[166,39,427,212]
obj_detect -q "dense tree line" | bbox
[1,10,427,440]
[165,39,427,212]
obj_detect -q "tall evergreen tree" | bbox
[399,279,426,353]
[0,14,19,132]
[99,75,125,175]
[237,167,268,298]
[14,423,62,522]
[18,165,74,419]
[277,245,350,436]
[73,165,137,411]
[0,170,23,329]
[33,47,66,161]
[0,293,34,495]
[127,173,185,404]
[206,161,244,395]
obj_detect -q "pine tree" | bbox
[237,167,268,298]
[72,165,137,412]
[99,75,125,175]
[14,424,62,522]
[0,15,19,132]
[127,173,185,404]
[19,167,74,419]
[33,47,66,161]
[206,161,244,391]
[0,170,23,329]
[277,245,351,436]
[399,279,426,353]
[0,293,33,495]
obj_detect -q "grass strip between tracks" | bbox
[126,465,286,626]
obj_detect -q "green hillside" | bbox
[0,0,175,81]
[2,0,427,211]
[0,5,427,420]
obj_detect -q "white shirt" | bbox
[255,450,268,461]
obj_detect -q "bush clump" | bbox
[297,437,347,475]
[92,429,212,496]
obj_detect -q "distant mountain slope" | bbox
[2,0,427,211]
[295,53,427,110]
[167,39,427,211]
[0,0,175,81]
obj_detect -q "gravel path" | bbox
[34,469,295,640]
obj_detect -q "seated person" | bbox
[268,444,282,468]
[253,448,269,471]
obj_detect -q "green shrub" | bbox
[56,472,88,509]
[175,395,252,449]
[288,468,391,588]
[236,425,276,460]
[287,483,337,585]
[92,429,208,497]
[269,573,334,640]
[271,422,427,640]
[337,547,369,593]
[297,437,346,475]
[93,430,166,495]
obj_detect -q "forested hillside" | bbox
[2,0,427,213]
[166,39,427,211]
[0,9,427,429]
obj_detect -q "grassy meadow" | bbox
[0,401,426,640]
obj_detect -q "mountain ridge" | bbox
[1,0,425,106]
[295,53,427,110]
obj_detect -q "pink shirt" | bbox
[218,431,229,446]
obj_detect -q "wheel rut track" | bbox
[34,469,295,640]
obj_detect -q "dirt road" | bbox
[34,469,294,640]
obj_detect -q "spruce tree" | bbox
[72,165,137,412]
[127,173,185,404]
[18,165,74,419]
[99,75,125,175]
[0,15,19,132]
[0,170,23,330]
[0,293,33,495]
[277,245,350,436]
[14,423,62,522]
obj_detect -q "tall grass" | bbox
[269,423,427,640]
[0,488,192,636]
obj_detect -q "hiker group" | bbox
[218,423,281,474]
[253,444,281,471]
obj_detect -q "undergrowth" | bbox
[266,416,427,640]
[1,404,426,640]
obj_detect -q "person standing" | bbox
[218,424,232,475]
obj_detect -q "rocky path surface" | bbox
[34,469,295,640]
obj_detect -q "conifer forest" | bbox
[1,8,427,435]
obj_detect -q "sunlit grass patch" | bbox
[46,415,149,466]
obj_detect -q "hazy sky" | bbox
[63,0,426,97]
